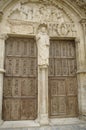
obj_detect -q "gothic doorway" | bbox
[49,39,78,118]
[3,37,38,121]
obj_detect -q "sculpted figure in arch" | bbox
[36,24,50,66]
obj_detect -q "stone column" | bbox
[0,34,7,124]
[36,24,50,125]
[80,19,86,65]
[77,19,86,120]
[38,65,49,125]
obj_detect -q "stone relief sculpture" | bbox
[8,3,67,23]
[7,2,77,37]
[36,24,50,66]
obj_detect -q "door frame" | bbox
[0,33,84,127]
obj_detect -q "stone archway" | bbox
[0,0,86,127]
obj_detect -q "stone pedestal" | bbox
[38,65,49,125]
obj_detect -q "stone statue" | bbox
[36,24,50,66]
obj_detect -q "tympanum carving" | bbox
[7,1,77,37]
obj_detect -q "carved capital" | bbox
[80,19,86,27]
[75,37,80,44]
[80,19,86,41]
[0,34,8,40]
[39,65,48,69]
[0,69,6,74]
[77,70,86,74]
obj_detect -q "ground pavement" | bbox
[0,124,86,130]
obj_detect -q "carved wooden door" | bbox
[49,39,78,118]
[3,37,38,121]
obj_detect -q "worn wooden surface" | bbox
[49,40,78,118]
[3,37,38,121]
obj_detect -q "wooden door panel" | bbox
[57,80,66,95]
[50,80,58,96]
[50,97,59,116]
[68,59,76,75]
[67,97,78,116]
[12,78,21,97]
[49,58,54,76]
[13,58,22,76]
[49,79,66,96]
[58,96,67,115]
[4,78,12,97]
[67,42,75,57]
[5,57,14,76]
[49,42,55,57]
[3,99,11,121]
[66,77,77,96]
[21,58,29,76]
[21,99,37,120]
[55,59,62,76]
[6,40,13,56]
[11,99,21,120]
[61,41,68,57]
[3,37,37,121]
[54,41,61,57]
[21,78,37,97]
[62,59,68,75]
[29,58,37,76]
[29,39,37,57]
[49,40,78,118]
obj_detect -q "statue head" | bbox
[41,26,47,33]
[37,23,48,34]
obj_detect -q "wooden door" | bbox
[49,39,78,118]
[3,37,38,121]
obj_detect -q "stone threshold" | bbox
[0,118,86,129]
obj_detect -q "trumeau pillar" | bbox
[36,24,50,125]
[0,34,7,124]
[38,65,49,125]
